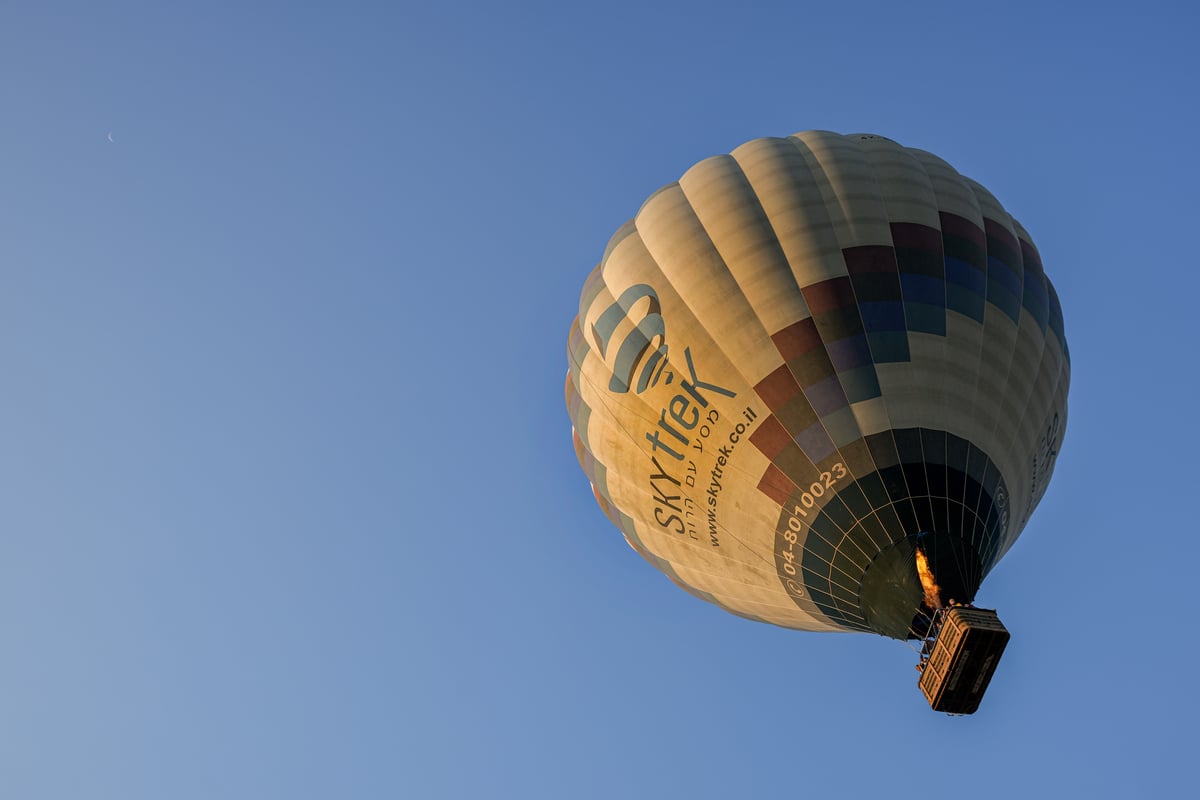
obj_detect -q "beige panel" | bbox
[857,136,943,229]
[731,137,847,289]
[877,333,956,431]
[916,150,991,462]
[939,314,993,440]
[789,131,893,248]
[854,136,959,466]
[635,183,782,384]
[677,154,808,336]
[849,396,893,437]
[909,150,983,222]
[731,136,879,457]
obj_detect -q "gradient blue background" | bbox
[3,1,1196,797]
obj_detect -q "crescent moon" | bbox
[107,132,114,143]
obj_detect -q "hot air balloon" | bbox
[565,131,1069,713]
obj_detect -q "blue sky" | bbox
[2,1,1197,797]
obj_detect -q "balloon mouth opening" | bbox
[858,532,983,640]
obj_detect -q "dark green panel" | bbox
[780,429,1008,638]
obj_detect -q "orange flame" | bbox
[915,547,943,610]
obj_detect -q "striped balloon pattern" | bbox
[565,131,1068,639]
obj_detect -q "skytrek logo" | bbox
[590,284,735,462]
[589,284,673,394]
[591,282,742,547]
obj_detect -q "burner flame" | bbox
[915,547,943,610]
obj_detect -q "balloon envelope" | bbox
[566,131,1068,639]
